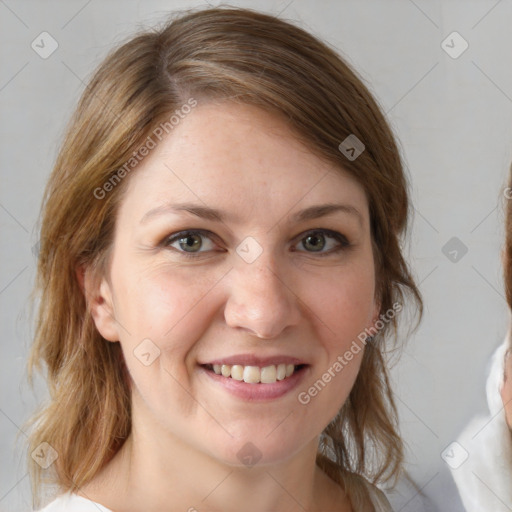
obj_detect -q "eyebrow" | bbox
[140,202,364,226]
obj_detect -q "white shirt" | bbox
[36,483,392,511]
[451,337,512,510]
[35,492,112,512]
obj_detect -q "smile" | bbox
[203,363,305,384]
[200,362,309,401]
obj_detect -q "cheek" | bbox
[111,264,224,415]
[111,261,222,351]
[295,264,374,417]
[304,261,376,343]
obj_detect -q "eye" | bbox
[163,230,218,258]
[161,228,350,259]
[295,229,350,256]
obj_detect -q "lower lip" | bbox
[199,365,309,401]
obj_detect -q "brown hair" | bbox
[24,6,423,508]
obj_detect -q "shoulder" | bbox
[450,337,512,511]
[34,492,113,512]
[343,473,393,512]
[486,337,508,413]
[362,481,394,512]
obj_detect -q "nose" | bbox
[223,253,302,339]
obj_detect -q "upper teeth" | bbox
[212,363,296,384]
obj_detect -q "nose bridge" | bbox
[224,244,300,339]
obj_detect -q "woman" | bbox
[26,6,422,511]
[450,171,512,510]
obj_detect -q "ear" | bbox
[76,264,120,342]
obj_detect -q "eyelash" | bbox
[161,228,350,259]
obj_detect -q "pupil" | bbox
[305,233,324,252]
[180,234,201,251]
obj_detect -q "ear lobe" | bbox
[78,265,120,342]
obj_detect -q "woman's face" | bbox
[90,101,380,466]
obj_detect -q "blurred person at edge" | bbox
[450,167,512,510]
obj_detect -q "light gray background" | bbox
[1,0,511,510]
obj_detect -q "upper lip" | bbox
[200,354,308,367]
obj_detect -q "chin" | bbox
[208,433,308,469]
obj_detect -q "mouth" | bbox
[201,363,308,384]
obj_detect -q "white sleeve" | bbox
[450,338,512,512]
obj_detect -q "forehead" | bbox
[118,101,369,225]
